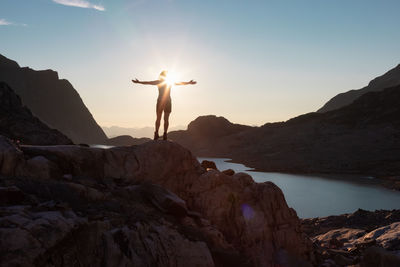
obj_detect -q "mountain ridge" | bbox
[170,85,400,177]
[0,54,107,144]
[0,82,72,145]
[318,63,400,113]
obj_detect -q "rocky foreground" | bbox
[302,209,400,267]
[0,137,313,267]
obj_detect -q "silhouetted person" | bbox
[132,70,196,140]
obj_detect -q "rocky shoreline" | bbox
[216,157,400,192]
[1,136,399,266]
[302,209,400,266]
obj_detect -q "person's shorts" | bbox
[156,98,172,113]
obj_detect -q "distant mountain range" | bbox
[170,67,400,176]
[104,135,151,146]
[0,54,107,144]
[102,125,185,139]
[318,63,400,112]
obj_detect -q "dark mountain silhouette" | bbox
[318,64,400,113]
[102,125,155,138]
[0,82,72,145]
[168,115,253,155]
[102,125,185,138]
[170,86,400,176]
[0,54,107,144]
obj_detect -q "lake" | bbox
[198,157,400,218]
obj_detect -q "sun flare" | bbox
[164,71,180,86]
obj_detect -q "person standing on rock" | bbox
[132,70,196,140]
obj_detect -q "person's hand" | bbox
[189,80,197,85]
[132,78,140,83]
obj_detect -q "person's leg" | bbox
[163,112,170,140]
[154,104,162,140]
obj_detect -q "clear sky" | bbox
[1,0,400,128]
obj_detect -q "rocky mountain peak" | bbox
[318,63,400,113]
[0,54,107,144]
[0,54,19,69]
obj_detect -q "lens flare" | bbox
[241,203,255,221]
[162,71,180,86]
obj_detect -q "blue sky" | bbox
[1,0,400,128]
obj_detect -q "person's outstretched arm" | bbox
[175,80,197,86]
[132,78,161,85]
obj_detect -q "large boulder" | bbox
[188,171,312,266]
[0,174,225,267]
[356,222,400,250]
[0,139,313,266]
[303,210,400,266]
[0,136,24,176]
[313,228,366,249]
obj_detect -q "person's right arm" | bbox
[132,79,161,85]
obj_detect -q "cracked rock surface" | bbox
[0,138,313,267]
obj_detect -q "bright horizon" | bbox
[1,0,400,128]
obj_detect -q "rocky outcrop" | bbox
[301,209,400,237]
[187,170,312,266]
[318,63,400,113]
[0,180,219,267]
[170,86,400,177]
[0,82,72,145]
[0,137,313,266]
[201,160,218,170]
[0,54,107,144]
[301,209,400,266]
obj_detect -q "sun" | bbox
[164,71,180,86]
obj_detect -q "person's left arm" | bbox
[174,80,197,86]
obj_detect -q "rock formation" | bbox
[170,86,400,177]
[201,160,218,170]
[169,115,253,155]
[0,54,107,144]
[318,63,400,113]
[301,209,400,266]
[0,82,72,145]
[0,137,313,266]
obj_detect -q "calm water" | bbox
[198,157,400,218]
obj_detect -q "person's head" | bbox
[159,70,168,80]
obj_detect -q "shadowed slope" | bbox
[318,64,400,113]
[0,82,72,145]
[0,54,107,144]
